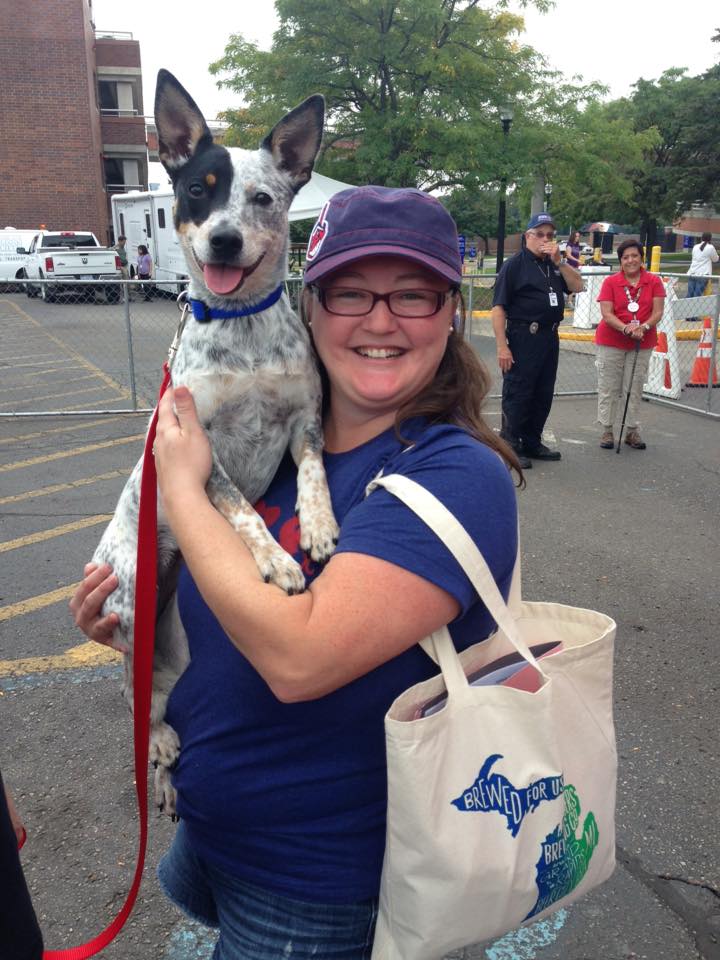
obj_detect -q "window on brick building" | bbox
[104,158,124,190]
[99,81,119,114]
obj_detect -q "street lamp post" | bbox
[544,181,553,212]
[495,107,514,274]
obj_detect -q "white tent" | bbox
[289,172,356,222]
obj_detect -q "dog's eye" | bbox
[188,182,205,198]
[253,192,273,207]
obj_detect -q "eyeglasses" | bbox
[313,285,457,318]
[528,230,556,240]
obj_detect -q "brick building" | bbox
[0,0,147,244]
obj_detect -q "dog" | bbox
[92,69,338,816]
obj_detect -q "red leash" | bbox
[42,366,171,959]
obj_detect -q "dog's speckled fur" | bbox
[92,70,337,816]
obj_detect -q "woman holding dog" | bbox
[71,187,520,960]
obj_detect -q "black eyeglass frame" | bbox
[310,284,459,318]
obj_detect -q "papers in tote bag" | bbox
[417,641,563,719]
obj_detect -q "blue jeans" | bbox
[687,276,709,299]
[687,276,709,320]
[157,823,378,959]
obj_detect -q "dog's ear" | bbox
[155,69,214,173]
[262,95,325,193]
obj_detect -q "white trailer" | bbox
[111,190,186,294]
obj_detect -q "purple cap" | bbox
[303,186,462,285]
[526,212,556,231]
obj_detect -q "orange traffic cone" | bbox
[655,332,672,390]
[686,318,719,388]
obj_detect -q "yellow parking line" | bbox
[0,515,112,553]
[0,640,120,677]
[0,383,124,409]
[0,417,129,446]
[0,583,81,623]
[2,357,77,369]
[0,353,59,363]
[0,468,132,505]
[0,434,144,473]
[1,300,128,394]
[0,372,101,395]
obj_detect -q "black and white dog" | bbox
[93,70,338,814]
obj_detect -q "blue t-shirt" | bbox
[166,419,518,903]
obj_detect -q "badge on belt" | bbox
[529,321,539,333]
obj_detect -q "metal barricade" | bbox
[0,274,718,418]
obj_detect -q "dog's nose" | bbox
[208,230,243,259]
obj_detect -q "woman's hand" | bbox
[155,386,213,513]
[69,562,125,650]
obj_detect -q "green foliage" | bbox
[208,7,719,246]
[209,0,600,191]
[443,185,522,252]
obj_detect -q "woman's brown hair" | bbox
[301,287,524,484]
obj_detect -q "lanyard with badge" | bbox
[535,260,559,307]
[623,284,642,316]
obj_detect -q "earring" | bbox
[448,324,454,333]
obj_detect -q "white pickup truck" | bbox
[20,230,123,302]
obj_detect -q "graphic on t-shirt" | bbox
[451,753,564,837]
[524,784,598,919]
[255,498,318,579]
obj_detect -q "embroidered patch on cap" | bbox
[306,201,330,262]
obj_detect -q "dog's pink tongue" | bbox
[203,263,245,296]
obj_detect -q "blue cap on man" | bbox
[526,212,556,231]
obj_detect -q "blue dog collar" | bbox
[189,284,284,322]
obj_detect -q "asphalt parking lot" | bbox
[1,291,719,960]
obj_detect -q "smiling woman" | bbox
[73,185,523,960]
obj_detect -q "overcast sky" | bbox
[92,0,719,121]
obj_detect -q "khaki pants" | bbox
[596,344,651,430]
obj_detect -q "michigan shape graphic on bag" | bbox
[451,755,599,915]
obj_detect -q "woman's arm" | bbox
[76,387,461,702]
[598,300,631,335]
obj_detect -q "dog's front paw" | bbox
[150,721,181,769]
[154,764,178,820]
[298,509,339,565]
[256,545,306,595]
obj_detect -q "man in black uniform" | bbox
[492,213,584,470]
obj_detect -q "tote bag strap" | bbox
[368,473,538,668]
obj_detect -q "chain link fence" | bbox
[0,275,718,417]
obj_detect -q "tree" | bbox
[208,0,601,194]
[603,67,720,247]
[443,184,521,253]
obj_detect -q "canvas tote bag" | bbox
[368,474,617,960]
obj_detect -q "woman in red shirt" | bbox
[595,240,665,449]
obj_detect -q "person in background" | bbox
[563,230,582,268]
[1,771,44,960]
[136,244,154,301]
[70,186,521,960]
[114,235,129,280]
[492,212,584,469]
[686,232,718,320]
[595,239,665,450]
